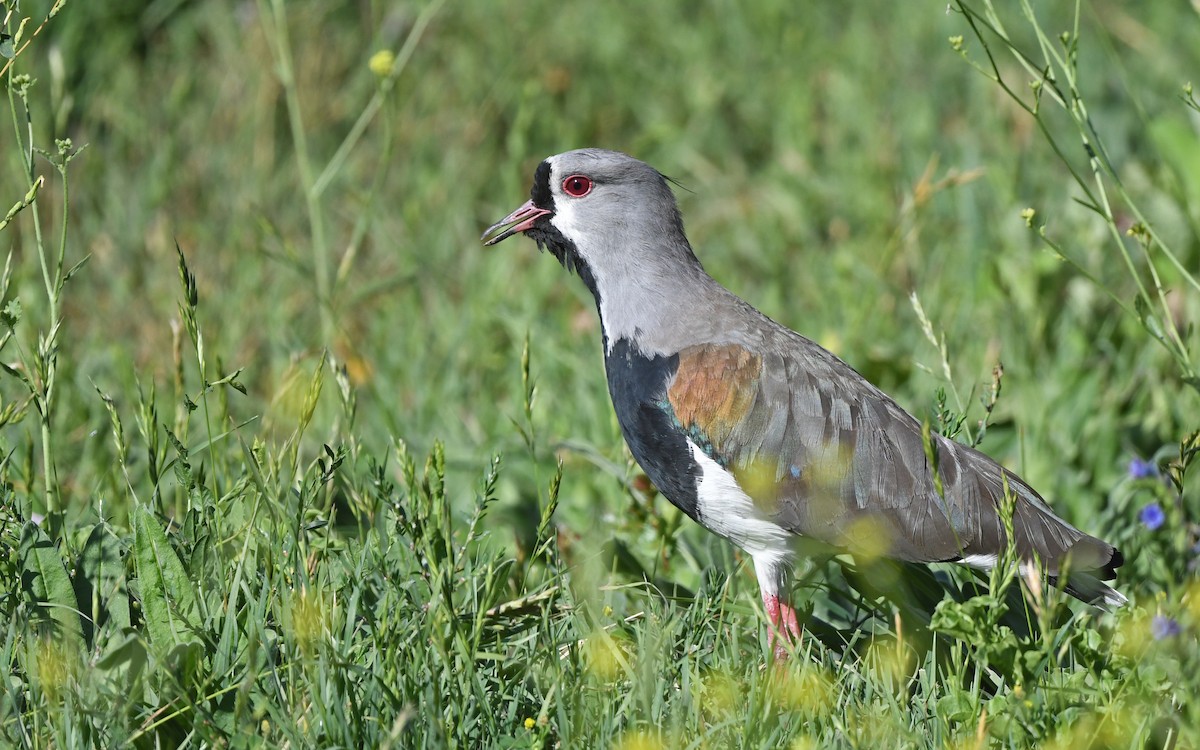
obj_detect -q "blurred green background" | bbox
[4,1,1200,746]
[6,0,1194,538]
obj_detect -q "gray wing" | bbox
[673,332,1120,579]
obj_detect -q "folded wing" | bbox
[664,337,1122,586]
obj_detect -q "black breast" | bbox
[604,338,700,521]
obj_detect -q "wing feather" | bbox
[665,335,1119,578]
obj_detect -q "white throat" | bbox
[550,205,730,357]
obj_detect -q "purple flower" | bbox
[1139,503,1165,530]
[1128,458,1158,479]
[1151,615,1182,640]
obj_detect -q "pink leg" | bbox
[762,592,803,661]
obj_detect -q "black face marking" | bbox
[604,338,700,522]
[523,159,602,301]
[526,223,600,307]
[531,160,554,211]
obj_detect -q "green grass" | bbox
[1,0,1199,747]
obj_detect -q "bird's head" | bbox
[481,149,699,303]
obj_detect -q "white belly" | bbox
[687,439,795,590]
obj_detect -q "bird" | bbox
[481,148,1126,659]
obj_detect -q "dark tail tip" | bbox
[1101,545,1125,580]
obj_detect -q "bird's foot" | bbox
[763,592,803,661]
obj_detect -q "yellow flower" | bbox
[614,730,665,750]
[369,50,395,78]
[290,588,331,654]
[769,664,835,715]
[34,637,76,702]
[818,330,842,356]
[523,717,535,730]
[583,631,629,681]
[700,670,740,716]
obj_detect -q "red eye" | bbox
[562,174,593,198]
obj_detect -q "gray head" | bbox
[481,149,705,310]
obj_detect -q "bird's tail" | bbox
[1054,539,1126,610]
[1060,572,1128,610]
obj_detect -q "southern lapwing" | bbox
[481,149,1126,658]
